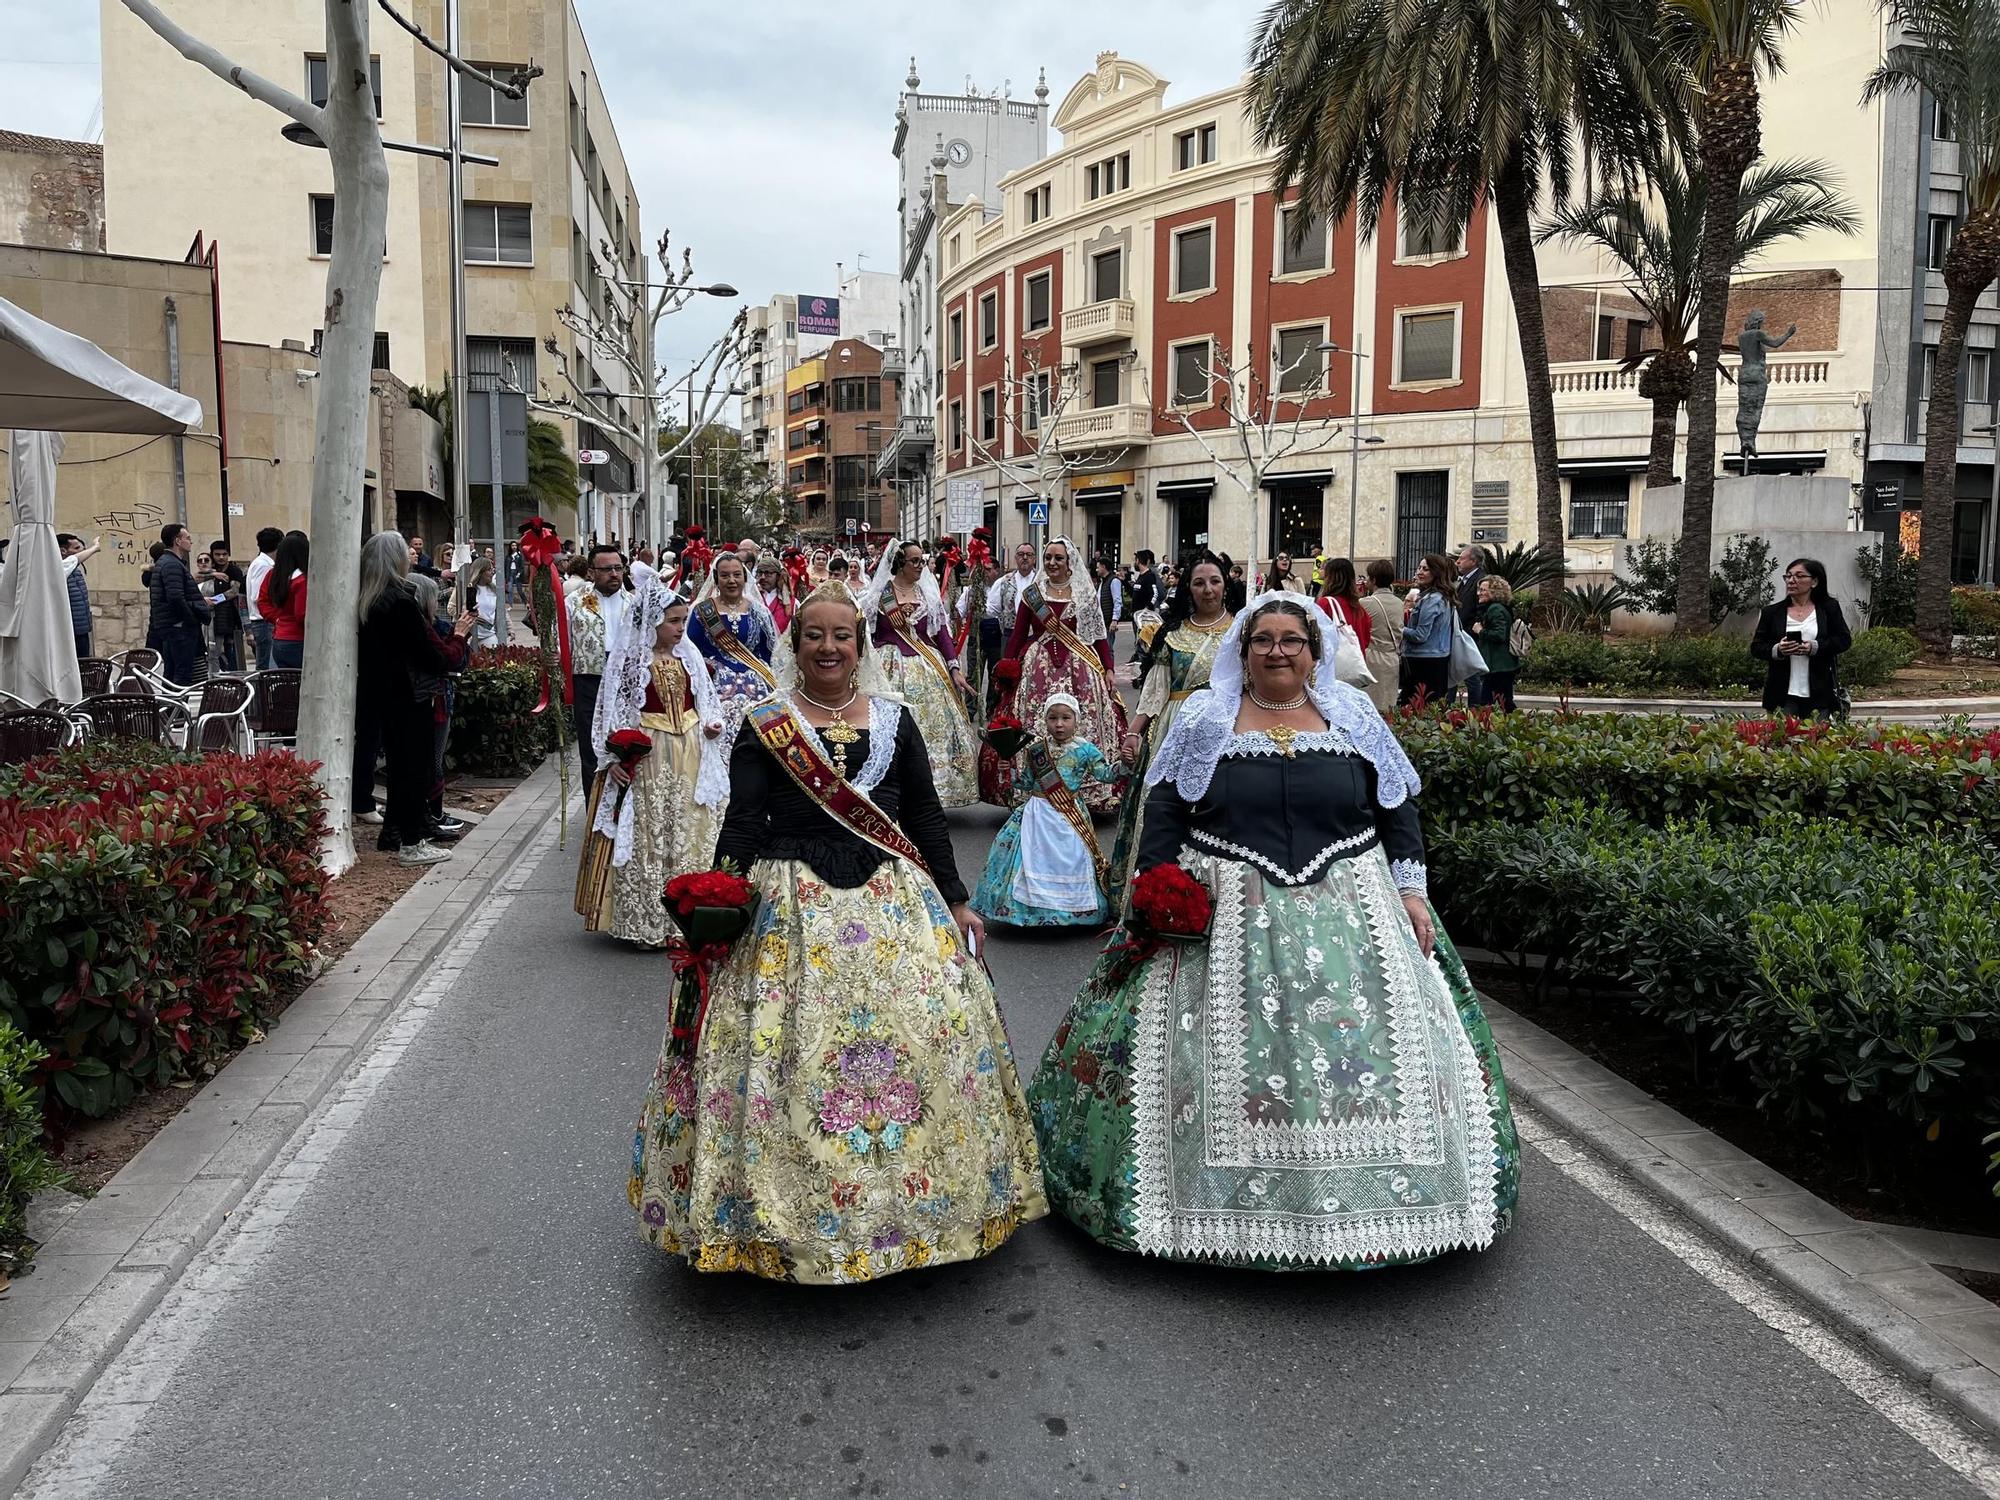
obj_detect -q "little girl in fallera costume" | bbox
[971,694,1122,928]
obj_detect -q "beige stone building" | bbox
[98,0,646,538]
[0,130,105,253]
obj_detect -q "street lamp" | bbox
[1319,341,1385,558]
[279,122,499,166]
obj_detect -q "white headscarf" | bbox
[860,536,947,635]
[591,581,730,865]
[1147,590,1421,806]
[693,551,780,647]
[1038,535,1107,643]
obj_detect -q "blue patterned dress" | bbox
[971,740,1119,928]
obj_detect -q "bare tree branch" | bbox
[373,0,538,97]
[119,0,324,130]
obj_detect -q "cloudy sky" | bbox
[0,0,1257,371]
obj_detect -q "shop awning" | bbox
[1262,469,1331,488]
[1558,454,1650,475]
[0,294,202,433]
[1155,477,1214,498]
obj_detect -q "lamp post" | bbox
[1319,341,1385,557]
[1973,420,2000,588]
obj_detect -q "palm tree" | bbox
[1864,0,2000,646]
[511,418,580,523]
[1663,0,1806,630]
[1249,0,1691,562]
[1538,154,1858,488]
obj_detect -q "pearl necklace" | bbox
[1249,688,1309,712]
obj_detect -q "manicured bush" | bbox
[1429,809,2000,1160]
[0,748,328,1119]
[1517,625,1917,692]
[445,646,568,778]
[1396,708,2000,843]
[1840,626,1922,686]
[1,1017,64,1270]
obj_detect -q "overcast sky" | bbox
[0,1,1255,375]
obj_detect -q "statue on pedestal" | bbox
[1735,310,1797,459]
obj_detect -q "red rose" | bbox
[607,728,654,768]
[1130,864,1214,937]
[994,657,1022,686]
[666,868,755,916]
[986,713,1023,733]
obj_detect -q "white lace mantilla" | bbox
[1187,826,1375,886]
[1148,680,1421,809]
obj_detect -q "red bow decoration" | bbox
[517,516,574,713]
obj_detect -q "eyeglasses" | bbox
[1783,571,1813,581]
[1248,634,1310,657]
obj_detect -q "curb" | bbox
[1483,996,2000,1440]
[1514,692,2000,721]
[0,762,564,1494]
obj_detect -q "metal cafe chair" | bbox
[0,708,75,764]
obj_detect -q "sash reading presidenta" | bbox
[1023,736,1107,888]
[695,600,779,689]
[1022,584,1110,685]
[745,700,931,873]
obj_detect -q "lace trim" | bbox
[798,696,900,793]
[1224,727,1358,759]
[1390,858,1428,896]
[1148,680,1421,809]
[1187,826,1376,886]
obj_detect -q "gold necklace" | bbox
[796,688,861,778]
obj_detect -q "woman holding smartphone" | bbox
[1750,557,1851,717]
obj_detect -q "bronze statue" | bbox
[1735,310,1797,459]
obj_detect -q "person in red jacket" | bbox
[258,530,310,669]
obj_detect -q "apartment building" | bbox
[743,270,898,487]
[879,61,1051,539]
[782,339,900,538]
[932,46,1896,580]
[98,0,645,538]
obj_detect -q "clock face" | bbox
[947,139,972,166]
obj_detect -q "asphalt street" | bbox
[17,801,1994,1500]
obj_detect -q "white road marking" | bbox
[17,828,554,1500]
[1520,1109,2000,1496]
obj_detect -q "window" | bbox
[949,235,961,268]
[1395,471,1449,580]
[1278,206,1329,276]
[979,386,998,443]
[787,389,805,414]
[1924,345,1939,396]
[1091,248,1123,303]
[310,194,336,256]
[1970,349,1993,405]
[306,54,382,117]
[833,377,882,412]
[978,290,998,351]
[834,456,872,502]
[1929,213,1956,270]
[1595,314,1617,362]
[1174,124,1218,171]
[1399,207,1464,260]
[789,465,806,486]
[1086,152,1131,200]
[1024,271,1052,332]
[467,336,535,393]
[1935,101,1955,142]
[948,399,965,451]
[1568,474,1631,540]
[464,202,532,265]
[1626,319,1646,362]
[1170,340,1211,407]
[948,308,965,364]
[1090,358,1121,409]
[1172,225,1214,295]
[1025,184,1052,224]
[461,63,531,127]
[370,332,391,372]
[788,427,808,451]
[1275,325,1324,394]
[1022,370,1052,431]
[1396,308,1459,384]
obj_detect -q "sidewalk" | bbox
[1516,691,2000,722]
[0,761,564,1492]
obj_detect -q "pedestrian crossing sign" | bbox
[1027,501,1050,526]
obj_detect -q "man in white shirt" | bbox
[981,541,1038,712]
[568,544,635,788]
[629,544,658,592]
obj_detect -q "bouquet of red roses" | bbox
[984,711,1028,760]
[993,656,1023,687]
[660,864,759,1058]
[1129,863,1214,943]
[601,727,654,821]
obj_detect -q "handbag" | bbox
[1331,615,1375,688]
[1446,612,1486,689]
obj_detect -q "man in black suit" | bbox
[1452,544,1486,704]
[1128,549,1160,664]
[147,523,211,685]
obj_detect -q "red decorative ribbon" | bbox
[518,517,574,713]
[665,940,735,1056]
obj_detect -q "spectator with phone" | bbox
[1751,556,1851,717]
[203,540,247,673]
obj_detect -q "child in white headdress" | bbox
[971,691,1122,928]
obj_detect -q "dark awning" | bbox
[1262,470,1331,489]
[1558,454,1650,475]
[1073,485,1125,508]
[1155,477,1214,498]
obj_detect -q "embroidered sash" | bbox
[746,700,930,874]
[1025,737,1107,888]
[1023,584,1110,685]
[883,605,966,717]
[695,600,778,689]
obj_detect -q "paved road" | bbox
[18,804,1993,1499]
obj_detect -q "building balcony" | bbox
[875,414,936,478]
[1549,353,1836,405]
[1052,403,1152,454]
[1063,298,1138,350]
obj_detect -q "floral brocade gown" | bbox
[978,593,1128,812]
[1030,716,1519,1271]
[630,696,1047,1283]
[872,605,979,808]
[687,604,777,722]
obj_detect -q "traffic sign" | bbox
[577,448,610,466]
[946,478,983,533]
[1027,500,1050,526]
[844,517,858,535]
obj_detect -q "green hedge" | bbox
[1429,808,1999,1150]
[445,647,568,779]
[1396,710,2000,842]
[1518,626,1919,692]
[0,746,328,1119]
[1,1017,63,1271]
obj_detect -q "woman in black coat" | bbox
[1749,557,1852,716]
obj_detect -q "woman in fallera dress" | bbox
[687,552,779,721]
[1030,592,1519,1270]
[1107,551,1234,895]
[861,539,980,808]
[979,536,1128,812]
[628,585,1047,1283]
[575,586,728,947]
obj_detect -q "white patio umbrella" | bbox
[0,293,204,706]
